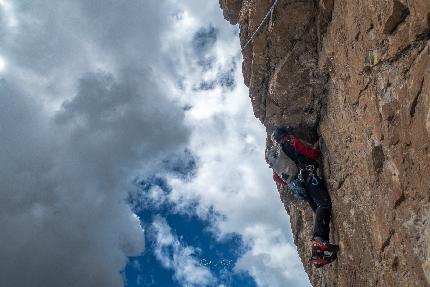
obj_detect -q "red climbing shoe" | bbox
[310,240,339,268]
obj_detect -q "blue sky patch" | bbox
[125,151,257,287]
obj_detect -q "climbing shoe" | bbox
[310,240,339,268]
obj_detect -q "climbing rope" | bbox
[241,0,280,52]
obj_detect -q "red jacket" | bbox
[291,138,318,160]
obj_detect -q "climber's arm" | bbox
[291,138,319,160]
[272,171,288,186]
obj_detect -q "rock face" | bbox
[219,0,242,25]
[220,0,430,286]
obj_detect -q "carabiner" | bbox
[311,176,319,186]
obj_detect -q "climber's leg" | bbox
[305,194,318,213]
[306,176,332,241]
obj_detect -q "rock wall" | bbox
[220,0,430,286]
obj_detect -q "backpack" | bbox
[266,144,298,184]
[267,144,308,199]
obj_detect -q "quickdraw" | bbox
[297,169,304,183]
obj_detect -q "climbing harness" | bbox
[241,0,280,52]
[303,164,319,186]
[288,163,319,199]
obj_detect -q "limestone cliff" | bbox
[220,0,430,286]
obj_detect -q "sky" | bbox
[0,1,310,287]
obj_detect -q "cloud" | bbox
[0,80,144,287]
[152,217,216,287]
[235,225,310,287]
[0,1,190,287]
[157,9,311,286]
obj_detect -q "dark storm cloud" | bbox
[56,71,189,175]
[0,69,190,287]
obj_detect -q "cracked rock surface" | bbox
[220,0,430,286]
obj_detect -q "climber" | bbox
[267,127,338,268]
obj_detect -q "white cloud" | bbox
[0,55,5,72]
[236,225,309,287]
[152,217,216,287]
[0,0,18,28]
[159,5,311,286]
[165,75,311,285]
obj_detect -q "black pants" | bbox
[304,175,332,241]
